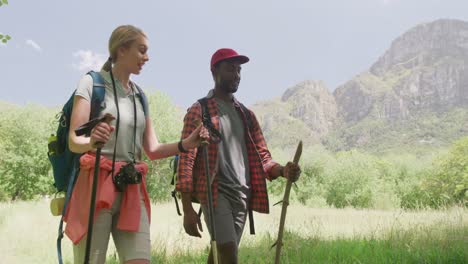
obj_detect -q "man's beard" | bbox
[219,79,239,93]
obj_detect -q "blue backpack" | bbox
[48,71,148,264]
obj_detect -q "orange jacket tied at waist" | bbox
[63,153,150,244]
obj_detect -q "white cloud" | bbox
[25,39,42,52]
[72,50,106,72]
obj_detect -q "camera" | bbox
[113,162,142,192]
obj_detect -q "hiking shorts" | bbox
[73,191,150,264]
[201,192,248,246]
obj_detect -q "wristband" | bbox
[178,140,188,153]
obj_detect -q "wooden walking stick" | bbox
[272,140,303,264]
[75,113,114,264]
[202,143,219,264]
[194,117,220,264]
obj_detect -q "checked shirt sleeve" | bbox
[248,110,280,180]
[175,102,202,193]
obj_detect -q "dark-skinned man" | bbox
[176,48,301,264]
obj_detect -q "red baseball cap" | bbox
[210,48,249,70]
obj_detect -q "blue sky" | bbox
[1,0,468,108]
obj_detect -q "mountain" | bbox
[251,19,468,152]
[252,80,336,148]
[336,19,468,122]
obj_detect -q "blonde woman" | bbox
[64,25,207,264]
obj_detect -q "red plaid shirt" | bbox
[176,92,279,214]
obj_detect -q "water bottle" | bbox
[48,134,58,155]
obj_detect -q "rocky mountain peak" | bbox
[281,80,329,102]
[370,19,468,76]
[280,80,337,136]
[334,19,468,125]
[252,19,468,152]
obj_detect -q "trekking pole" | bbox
[201,141,219,264]
[83,147,101,264]
[75,113,114,264]
[272,141,303,264]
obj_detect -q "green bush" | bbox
[0,104,56,200]
[0,96,466,210]
[420,137,468,208]
[144,91,183,202]
[323,150,378,208]
[0,91,183,202]
[399,182,432,209]
[382,154,433,209]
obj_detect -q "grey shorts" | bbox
[201,192,248,246]
[73,191,150,264]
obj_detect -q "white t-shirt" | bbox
[75,70,147,162]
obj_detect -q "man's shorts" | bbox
[201,192,248,245]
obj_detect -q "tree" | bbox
[422,137,468,207]
[0,0,11,44]
[0,103,56,200]
[143,91,184,202]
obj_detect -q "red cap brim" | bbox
[225,55,250,64]
[212,55,250,68]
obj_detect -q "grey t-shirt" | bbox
[215,98,250,204]
[75,71,147,162]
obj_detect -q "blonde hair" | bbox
[102,25,147,72]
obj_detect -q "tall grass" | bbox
[108,224,468,263]
[1,200,466,263]
[239,224,467,264]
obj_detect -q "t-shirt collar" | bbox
[99,70,139,95]
[206,89,241,107]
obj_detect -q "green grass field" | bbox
[112,228,466,264]
[1,199,466,263]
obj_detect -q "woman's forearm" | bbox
[146,139,189,160]
[69,134,93,154]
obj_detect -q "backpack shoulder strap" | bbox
[197,97,210,126]
[87,71,106,120]
[86,72,148,117]
[57,72,104,264]
[134,83,149,117]
[197,97,223,143]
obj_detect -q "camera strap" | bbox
[109,69,138,187]
[110,69,119,182]
[131,86,137,164]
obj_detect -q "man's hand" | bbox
[183,207,203,238]
[283,161,301,182]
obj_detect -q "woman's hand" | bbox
[182,123,210,150]
[90,122,115,148]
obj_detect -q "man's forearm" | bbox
[181,192,195,213]
[270,164,284,179]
